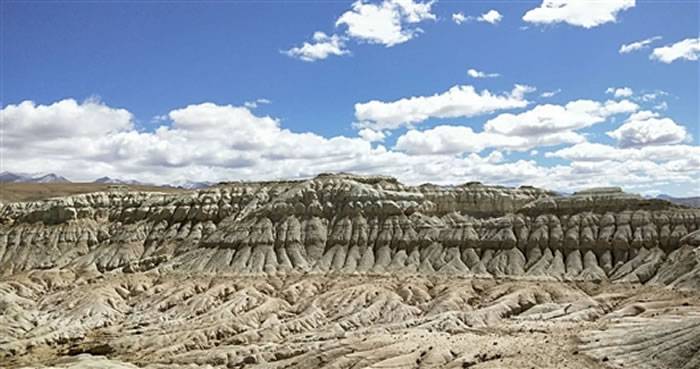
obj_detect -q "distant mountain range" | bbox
[0,172,213,189]
[166,180,215,190]
[0,171,70,183]
[656,194,700,208]
[0,172,696,201]
[93,176,147,186]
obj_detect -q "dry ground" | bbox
[1,176,698,369]
[0,183,186,203]
[1,272,698,369]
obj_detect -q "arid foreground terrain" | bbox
[1,174,699,369]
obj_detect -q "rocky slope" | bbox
[0,172,70,184]
[0,173,699,369]
[657,194,700,208]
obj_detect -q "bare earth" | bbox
[0,174,698,369]
[0,183,184,203]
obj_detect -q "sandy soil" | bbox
[1,273,698,369]
[0,183,185,203]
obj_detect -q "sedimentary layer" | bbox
[1,174,699,369]
[1,174,698,285]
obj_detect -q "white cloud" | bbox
[392,99,639,156]
[606,111,691,147]
[523,0,635,28]
[4,98,698,196]
[358,128,386,142]
[152,114,169,123]
[619,36,661,54]
[452,9,502,25]
[286,0,435,62]
[543,142,700,193]
[4,98,551,188]
[354,84,533,131]
[244,98,272,109]
[336,0,436,47]
[2,98,133,152]
[540,89,561,98]
[394,125,584,155]
[547,142,700,164]
[653,101,668,111]
[650,37,700,63]
[483,99,638,137]
[389,97,645,157]
[395,126,494,154]
[605,87,633,98]
[283,32,349,62]
[478,10,503,24]
[510,84,537,100]
[467,68,500,78]
[486,151,504,163]
[1,99,381,183]
[639,90,667,102]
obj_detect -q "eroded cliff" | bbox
[1,174,698,285]
[1,174,699,369]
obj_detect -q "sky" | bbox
[1,0,699,195]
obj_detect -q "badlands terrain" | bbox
[0,173,699,369]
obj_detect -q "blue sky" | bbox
[2,0,699,195]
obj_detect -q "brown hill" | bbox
[0,182,184,203]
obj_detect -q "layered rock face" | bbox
[1,174,698,285]
[1,174,699,369]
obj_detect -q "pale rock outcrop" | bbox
[1,174,699,369]
[1,174,698,286]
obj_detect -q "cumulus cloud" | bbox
[523,0,635,28]
[1,99,380,183]
[3,97,698,196]
[358,128,386,142]
[542,142,700,193]
[285,0,435,62]
[244,98,271,109]
[619,36,661,54]
[486,151,504,163]
[478,10,503,24]
[452,12,466,25]
[483,99,638,137]
[354,84,533,131]
[653,101,668,111]
[639,90,668,102]
[452,9,502,25]
[395,126,497,155]
[547,142,700,164]
[2,98,133,156]
[605,87,633,98]
[283,32,349,62]
[606,111,691,147]
[467,68,500,78]
[394,125,584,155]
[387,95,651,158]
[336,0,436,47]
[3,98,549,188]
[392,99,638,156]
[650,37,700,63]
[540,89,561,98]
[3,98,131,139]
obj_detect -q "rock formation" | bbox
[1,174,698,369]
